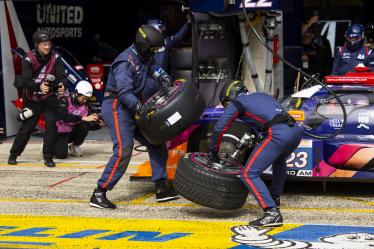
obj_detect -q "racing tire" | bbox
[136,82,206,145]
[174,152,248,210]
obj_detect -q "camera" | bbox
[17,107,34,121]
[45,74,62,93]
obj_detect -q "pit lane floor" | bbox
[0,131,373,248]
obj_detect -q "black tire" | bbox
[136,82,206,145]
[174,153,248,210]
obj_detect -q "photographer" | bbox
[54,80,105,159]
[8,30,67,167]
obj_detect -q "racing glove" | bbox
[135,102,155,120]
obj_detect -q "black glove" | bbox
[135,102,142,116]
[207,151,220,165]
[135,102,155,120]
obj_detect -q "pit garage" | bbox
[0,0,374,248]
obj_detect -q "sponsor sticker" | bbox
[166,112,182,126]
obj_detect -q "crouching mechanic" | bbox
[208,81,302,227]
[90,25,178,210]
[54,80,104,159]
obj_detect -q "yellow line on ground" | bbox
[0,163,98,167]
[1,197,374,213]
[0,197,87,204]
[0,163,139,169]
[127,193,154,204]
[281,206,374,213]
[338,196,374,207]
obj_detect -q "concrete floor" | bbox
[0,130,373,248]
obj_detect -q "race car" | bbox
[280,72,374,180]
[169,72,374,210]
[133,72,374,186]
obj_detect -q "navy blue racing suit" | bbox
[97,45,168,190]
[208,93,302,209]
[331,45,374,75]
[153,23,190,70]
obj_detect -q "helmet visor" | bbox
[346,34,364,44]
[150,46,165,53]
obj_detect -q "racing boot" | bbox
[8,154,17,165]
[249,207,283,227]
[155,180,179,202]
[90,186,116,209]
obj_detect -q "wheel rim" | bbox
[143,82,183,109]
[190,153,243,175]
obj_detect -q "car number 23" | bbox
[286,151,308,168]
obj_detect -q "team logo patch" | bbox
[357,54,365,60]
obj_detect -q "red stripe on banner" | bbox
[4,1,18,48]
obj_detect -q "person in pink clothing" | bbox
[54,80,104,158]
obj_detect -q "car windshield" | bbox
[306,92,372,130]
[316,93,370,117]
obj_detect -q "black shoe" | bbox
[249,208,283,227]
[155,181,179,202]
[90,188,116,209]
[44,158,56,167]
[8,155,17,165]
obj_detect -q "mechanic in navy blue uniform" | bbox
[208,81,302,227]
[147,19,190,71]
[90,25,178,210]
[332,23,374,75]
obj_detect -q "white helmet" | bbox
[75,80,93,97]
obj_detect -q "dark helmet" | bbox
[219,80,248,107]
[345,23,365,51]
[32,30,52,47]
[147,19,166,34]
[134,25,164,59]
